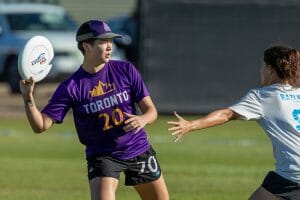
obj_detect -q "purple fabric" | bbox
[42,60,150,159]
[90,20,112,36]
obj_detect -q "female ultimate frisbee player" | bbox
[20,19,169,200]
[168,45,300,200]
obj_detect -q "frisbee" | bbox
[18,35,54,82]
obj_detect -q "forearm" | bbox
[138,96,158,125]
[141,106,157,125]
[190,109,234,131]
[123,101,157,133]
[23,93,46,133]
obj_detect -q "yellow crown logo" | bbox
[89,81,116,97]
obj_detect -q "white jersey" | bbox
[229,83,300,183]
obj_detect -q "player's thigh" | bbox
[87,155,126,200]
[134,174,169,200]
[90,177,119,200]
[249,187,283,200]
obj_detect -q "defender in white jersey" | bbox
[168,46,300,200]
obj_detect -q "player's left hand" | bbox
[123,112,147,133]
[168,111,192,142]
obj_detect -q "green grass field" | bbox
[0,115,273,200]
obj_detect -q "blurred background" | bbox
[1,0,300,115]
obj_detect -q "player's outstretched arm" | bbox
[19,77,53,133]
[168,109,239,142]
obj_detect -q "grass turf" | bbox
[0,115,273,200]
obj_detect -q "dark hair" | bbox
[263,46,300,86]
[77,38,97,54]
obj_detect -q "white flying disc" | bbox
[18,35,54,82]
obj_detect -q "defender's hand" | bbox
[168,112,192,142]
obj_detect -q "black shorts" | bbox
[87,147,162,186]
[262,171,300,200]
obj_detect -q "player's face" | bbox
[90,38,113,63]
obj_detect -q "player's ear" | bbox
[83,42,91,53]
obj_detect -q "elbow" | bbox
[220,109,234,123]
[33,129,43,134]
[32,127,45,134]
[30,116,52,134]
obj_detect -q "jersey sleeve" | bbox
[128,63,149,102]
[229,89,263,120]
[41,83,73,124]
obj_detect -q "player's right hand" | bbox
[19,76,35,96]
[167,111,192,142]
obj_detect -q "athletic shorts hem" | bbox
[262,171,300,199]
[125,171,162,186]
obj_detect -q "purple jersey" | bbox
[42,60,151,159]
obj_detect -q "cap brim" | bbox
[76,32,122,42]
[95,32,122,39]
